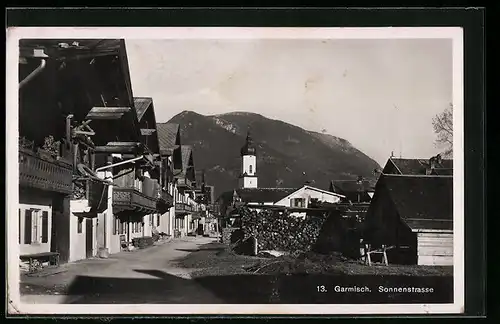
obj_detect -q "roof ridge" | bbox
[383,174,453,178]
[390,157,453,161]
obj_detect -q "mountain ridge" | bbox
[167,111,381,198]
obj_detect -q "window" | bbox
[23,209,49,244]
[249,165,253,174]
[291,198,306,208]
[18,209,21,244]
[157,214,161,227]
[41,211,48,243]
[77,217,83,234]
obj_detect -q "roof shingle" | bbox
[133,97,152,121]
[383,174,453,230]
[389,158,453,175]
[157,123,180,155]
[181,145,193,171]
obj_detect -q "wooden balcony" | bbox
[175,203,193,216]
[112,187,157,216]
[157,189,174,213]
[176,177,193,190]
[19,148,73,194]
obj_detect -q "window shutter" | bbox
[41,211,49,243]
[18,209,21,244]
[24,210,32,244]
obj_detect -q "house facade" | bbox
[364,174,453,266]
[18,39,130,263]
[18,39,183,266]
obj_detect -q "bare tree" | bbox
[432,103,453,158]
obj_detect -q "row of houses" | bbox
[18,39,217,266]
[217,129,453,266]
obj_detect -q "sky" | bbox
[125,38,452,166]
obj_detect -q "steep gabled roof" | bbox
[133,97,153,122]
[181,145,194,171]
[235,188,299,204]
[383,174,453,231]
[157,123,180,155]
[387,158,453,175]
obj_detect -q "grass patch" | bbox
[179,242,453,278]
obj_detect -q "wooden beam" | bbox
[94,142,143,154]
[85,107,132,120]
[94,146,140,154]
[106,142,142,147]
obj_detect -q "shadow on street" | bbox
[63,269,454,304]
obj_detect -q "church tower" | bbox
[239,131,258,188]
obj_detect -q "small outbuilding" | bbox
[364,174,453,266]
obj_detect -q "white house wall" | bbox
[274,186,342,217]
[69,199,98,262]
[19,199,52,256]
[416,232,453,266]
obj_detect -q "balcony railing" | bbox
[175,202,193,215]
[159,189,173,205]
[19,148,73,194]
[113,187,157,215]
[176,177,193,189]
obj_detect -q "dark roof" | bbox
[388,158,453,175]
[19,39,124,60]
[157,123,180,155]
[431,168,454,176]
[383,174,453,231]
[235,188,299,203]
[133,97,152,121]
[330,179,375,194]
[181,145,193,171]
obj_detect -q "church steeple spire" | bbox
[239,128,258,188]
[240,129,256,156]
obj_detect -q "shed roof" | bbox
[383,174,453,230]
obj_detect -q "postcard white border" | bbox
[6,27,464,315]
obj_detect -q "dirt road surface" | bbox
[19,236,224,304]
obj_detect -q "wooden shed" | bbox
[364,174,453,266]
